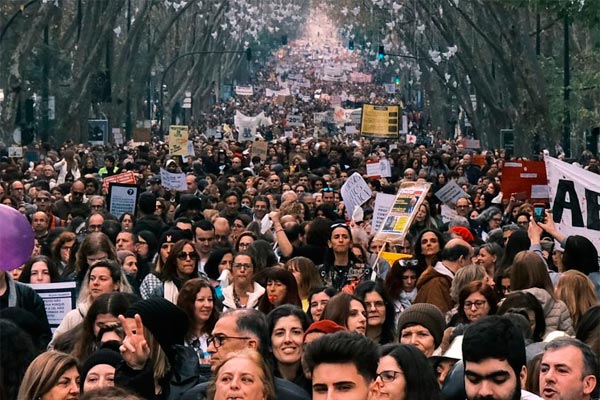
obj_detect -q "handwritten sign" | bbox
[168,125,189,156]
[251,141,268,161]
[341,173,372,218]
[160,168,187,191]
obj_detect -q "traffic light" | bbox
[348,40,354,50]
[378,45,385,60]
[394,76,401,85]
[246,48,252,61]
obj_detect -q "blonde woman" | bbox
[556,270,599,330]
[18,351,80,400]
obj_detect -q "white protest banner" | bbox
[235,85,254,96]
[108,183,138,219]
[265,88,291,97]
[286,114,303,127]
[168,125,189,156]
[160,168,187,191]
[374,182,431,245]
[29,282,77,332]
[545,156,600,253]
[234,111,271,142]
[349,72,373,83]
[371,193,396,233]
[384,84,397,94]
[341,173,373,219]
[435,181,469,205]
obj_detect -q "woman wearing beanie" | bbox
[116,297,201,400]
[81,348,123,393]
[397,303,446,357]
[151,239,199,304]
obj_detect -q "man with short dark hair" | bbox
[540,337,598,400]
[414,238,473,313]
[304,331,379,400]
[116,231,137,252]
[181,309,310,400]
[194,220,215,270]
[463,315,542,400]
[98,155,119,177]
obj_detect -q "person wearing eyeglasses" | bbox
[151,239,200,304]
[181,308,311,400]
[222,252,265,310]
[370,344,442,400]
[457,280,497,325]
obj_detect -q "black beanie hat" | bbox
[158,228,193,248]
[124,297,188,355]
[397,303,446,349]
[138,192,157,214]
[80,348,123,384]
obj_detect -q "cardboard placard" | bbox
[168,125,189,156]
[251,141,268,161]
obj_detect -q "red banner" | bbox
[102,171,137,193]
[501,161,548,200]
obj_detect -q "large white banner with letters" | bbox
[545,156,600,253]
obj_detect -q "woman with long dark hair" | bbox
[257,267,302,314]
[177,278,220,366]
[267,305,311,393]
[354,280,396,344]
[318,222,371,293]
[371,344,441,400]
[152,239,199,304]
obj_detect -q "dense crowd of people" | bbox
[1,34,600,400]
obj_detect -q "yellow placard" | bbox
[360,104,400,139]
[168,125,188,156]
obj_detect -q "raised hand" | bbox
[118,314,151,370]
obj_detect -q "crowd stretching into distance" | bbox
[1,32,600,400]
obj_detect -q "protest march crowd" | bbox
[2,27,600,400]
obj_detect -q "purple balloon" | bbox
[0,204,34,271]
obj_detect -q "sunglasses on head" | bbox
[322,187,334,192]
